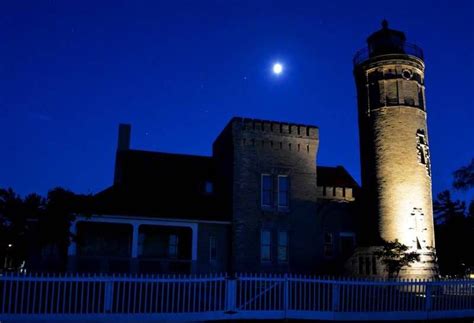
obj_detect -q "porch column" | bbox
[191,224,198,261]
[67,220,78,256]
[131,223,140,258]
[130,223,140,273]
[190,224,198,273]
[67,220,78,272]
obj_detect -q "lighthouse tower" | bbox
[353,21,437,279]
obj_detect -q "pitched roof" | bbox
[93,149,228,221]
[91,149,358,220]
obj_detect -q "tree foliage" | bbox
[434,158,474,277]
[434,190,474,276]
[374,239,420,278]
[433,190,466,224]
[453,158,474,191]
[0,187,93,271]
[0,189,32,267]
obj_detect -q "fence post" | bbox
[283,274,289,316]
[225,276,237,314]
[332,280,340,312]
[104,280,114,313]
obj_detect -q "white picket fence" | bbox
[0,272,473,321]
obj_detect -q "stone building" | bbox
[66,22,436,278]
[67,118,358,275]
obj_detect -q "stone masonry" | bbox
[353,23,437,278]
[214,117,320,273]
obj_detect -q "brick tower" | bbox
[353,21,437,278]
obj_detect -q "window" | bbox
[418,87,425,110]
[365,257,371,275]
[417,130,427,164]
[358,257,364,275]
[77,222,132,257]
[385,80,398,105]
[261,174,290,208]
[204,181,213,194]
[278,231,288,263]
[261,230,271,262]
[372,256,377,275]
[417,129,431,176]
[340,234,355,257]
[168,234,178,258]
[402,69,412,80]
[209,235,217,262]
[324,232,333,257]
[278,176,289,208]
[368,79,381,109]
[261,174,273,207]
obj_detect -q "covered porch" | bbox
[67,215,198,274]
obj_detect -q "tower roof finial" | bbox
[382,19,389,29]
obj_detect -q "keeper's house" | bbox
[67,118,359,274]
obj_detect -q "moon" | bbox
[273,63,283,75]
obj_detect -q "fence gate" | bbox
[234,274,286,319]
[1,272,473,321]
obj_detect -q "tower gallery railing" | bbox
[353,42,424,66]
[0,272,472,321]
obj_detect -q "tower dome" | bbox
[367,20,406,57]
[353,20,423,66]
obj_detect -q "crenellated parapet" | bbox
[316,186,355,202]
[228,117,319,158]
[231,117,319,139]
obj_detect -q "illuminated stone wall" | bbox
[355,56,437,279]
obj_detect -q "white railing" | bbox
[0,272,473,321]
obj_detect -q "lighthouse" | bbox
[353,21,437,278]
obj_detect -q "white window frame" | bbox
[260,230,272,263]
[261,174,273,208]
[168,234,179,258]
[277,175,289,208]
[323,232,334,258]
[277,231,288,263]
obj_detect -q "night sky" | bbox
[1,0,473,199]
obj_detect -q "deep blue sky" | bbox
[1,0,473,198]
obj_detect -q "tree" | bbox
[0,187,94,272]
[453,158,474,191]
[432,159,474,277]
[0,189,45,271]
[374,239,420,278]
[433,190,466,224]
[38,187,94,269]
[434,190,473,276]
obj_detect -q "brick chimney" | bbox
[114,124,131,184]
[117,124,131,151]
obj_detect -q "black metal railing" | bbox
[353,42,424,66]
